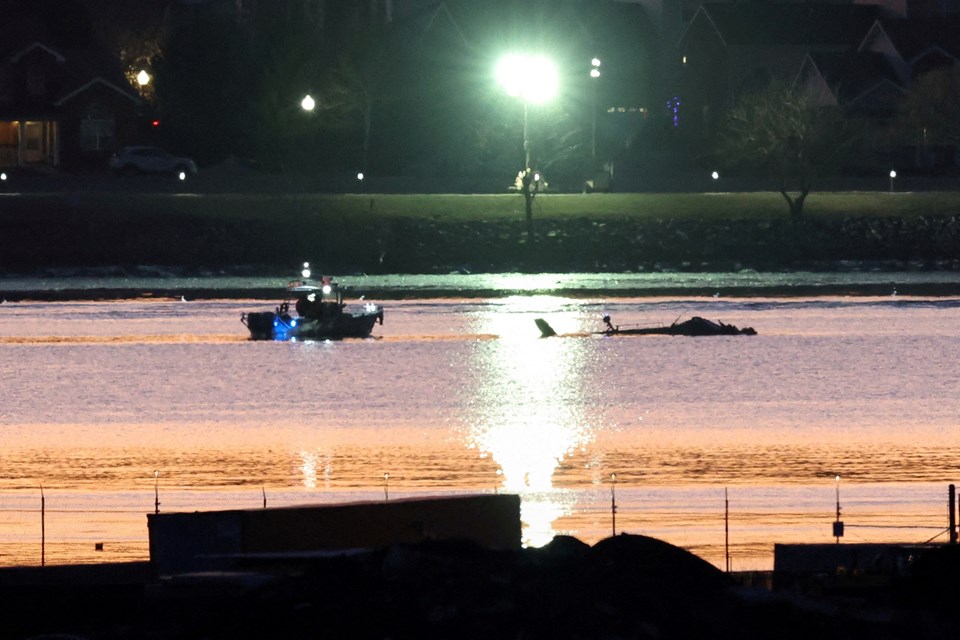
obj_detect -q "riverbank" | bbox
[2,191,960,275]
[3,270,960,301]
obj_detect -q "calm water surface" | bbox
[2,291,959,570]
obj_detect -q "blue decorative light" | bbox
[667,96,681,127]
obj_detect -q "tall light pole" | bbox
[590,57,601,168]
[496,53,558,236]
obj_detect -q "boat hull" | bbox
[244,309,383,341]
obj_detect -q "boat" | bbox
[241,272,383,340]
[535,315,756,338]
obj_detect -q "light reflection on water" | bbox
[1,295,960,570]
[465,297,600,545]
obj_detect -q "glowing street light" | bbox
[495,54,558,107]
[889,169,897,193]
[711,170,720,181]
[496,53,558,234]
[136,69,150,86]
[301,94,316,112]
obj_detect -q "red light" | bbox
[151,120,160,127]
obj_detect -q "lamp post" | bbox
[889,169,897,193]
[590,57,601,167]
[496,53,558,235]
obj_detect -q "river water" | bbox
[2,272,960,571]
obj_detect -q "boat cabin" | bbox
[285,279,346,319]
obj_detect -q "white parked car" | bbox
[109,146,198,176]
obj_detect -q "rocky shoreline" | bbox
[2,193,959,275]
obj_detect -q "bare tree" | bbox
[714,82,853,217]
[895,66,960,160]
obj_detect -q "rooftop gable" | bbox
[801,50,903,104]
[9,41,66,64]
[54,76,143,107]
[875,15,960,61]
[690,2,881,48]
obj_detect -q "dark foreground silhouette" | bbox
[6,533,958,639]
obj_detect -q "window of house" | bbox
[79,103,115,151]
[0,121,17,165]
[26,64,46,96]
[0,121,17,145]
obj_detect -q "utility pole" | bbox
[610,473,618,536]
[725,488,730,573]
[40,485,45,567]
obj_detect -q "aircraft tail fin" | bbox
[535,318,557,338]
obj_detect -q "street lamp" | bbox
[495,53,558,234]
[590,57,601,167]
[889,169,897,193]
[136,70,150,86]
[301,94,316,112]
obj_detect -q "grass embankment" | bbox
[2,191,959,273]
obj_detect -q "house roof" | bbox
[686,2,881,48]
[802,50,903,105]
[874,16,960,61]
[0,36,142,120]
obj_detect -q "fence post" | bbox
[950,484,957,545]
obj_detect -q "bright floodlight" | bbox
[136,70,150,86]
[889,169,897,178]
[496,54,558,104]
[301,94,316,111]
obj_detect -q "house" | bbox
[0,15,145,171]
[675,2,883,142]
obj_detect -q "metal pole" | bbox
[610,473,617,537]
[41,485,45,567]
[725,488,730,573]
[523,101,530,171]
[154,470,160,515]
[833,474,843,543]
[591,90,597,167]
[950,484,957,544]
[836,476,840,524]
